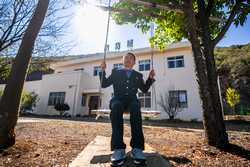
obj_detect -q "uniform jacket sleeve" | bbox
[138,73,155,93]
[99,69,115,88]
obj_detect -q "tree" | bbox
[0,0,50,150]
[215,44,250,108]
[111,0,250,147]
[0,56,55,83]
[0,0,72,56]
[158,91,183,120]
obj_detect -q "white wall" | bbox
[152,49,203,120]
[52,47,203,120]
[0,43,203,120]
[35,71,82,116]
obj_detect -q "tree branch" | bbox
[99,6,167,20]
[206,0,214,18]
[102,0,222,22]
[212,1,241,46]
[121,0,183,13]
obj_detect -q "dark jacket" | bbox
[99,68,155,98]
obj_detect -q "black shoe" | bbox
[111,158,126,167]
[131,148,147,166]
[111,149,126,166]
[133,159,147,166]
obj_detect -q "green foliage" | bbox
[215,44,250,80]
[0,89,39,111]
[28,58,54,74]
[112,0,249,49]
[20,91,39,111]
[150,13,186,49]
[0,57,11,81]
[0,57,54,82]
[215,44,250,108]
[226,87,240,110]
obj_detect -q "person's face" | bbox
[123,54,135,69]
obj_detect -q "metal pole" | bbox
[99,0,112,110]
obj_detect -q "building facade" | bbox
[0,42,203,120]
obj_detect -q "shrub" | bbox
[1,90,39,113]
[226,87,240,114]
[21,91,39,111]
[54,103,70,117]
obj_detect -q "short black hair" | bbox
[126,52,136,61]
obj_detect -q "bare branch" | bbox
[0,0,72,56]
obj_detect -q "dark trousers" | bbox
[109,96,145,151]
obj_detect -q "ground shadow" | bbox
[90,152,177,167]
[162,155,192,164]
[90,154,112,164]
[219,143,250,160]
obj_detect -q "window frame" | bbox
[167,56,184,68]
[138,91,151,108]
[113,63,124,69]
[93,66,102,76]
[139,59,151,71]
[168,90,188,108]
[48,92,66,106]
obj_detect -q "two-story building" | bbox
[0,41,203,120]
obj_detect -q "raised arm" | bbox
[99,61,113,88]
[99,70,113,88]
[138,71,155,93]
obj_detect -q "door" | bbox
[88,96,100,115]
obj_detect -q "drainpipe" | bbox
[72,70,82,117]
[217,76,224,118]
[72,84,77,117]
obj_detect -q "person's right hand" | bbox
[100,61,106,70]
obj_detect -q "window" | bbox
[167,56,184,68]
[93,66,102,76]
[138,92,151,108]
[48,92,65,106]
[82,94,87,106]
[113,63,123,69]
[139,60,150,71]
[169,90,188,108]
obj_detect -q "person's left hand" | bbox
[149,69,155,79]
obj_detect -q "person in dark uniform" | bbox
[99,52,155,166]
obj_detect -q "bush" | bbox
[226,87,240,114]
[54,103,70,117]
[0,89,39,114]
[21,91,39,112]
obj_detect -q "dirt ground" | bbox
[0,117,249,167]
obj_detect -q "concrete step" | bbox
[69,136,170,167]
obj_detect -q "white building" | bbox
[0,42,203,120]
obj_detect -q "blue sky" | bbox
[66,2,250,55]
[218,16,250,46]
